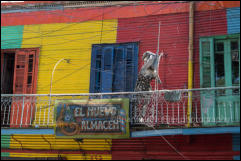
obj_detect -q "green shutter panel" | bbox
[200,38,216,126]
[200,38,214,88]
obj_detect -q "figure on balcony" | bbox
[135,51,163,92]
[134,51,163,124]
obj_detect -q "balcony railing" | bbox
[1,87,240,129]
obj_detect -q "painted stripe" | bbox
[8,153,112,160]
[2,149,112,160]
[1,2,240,26]
[131,127,240,138]
[1,152,10,157]
[1,129,54,135]
[9,135,112,151]
[131,129,183,138]
[182,127,240,135]
[1,135,11,149]
[227,7,240,34]
[233,155,240,160]
[232,134,240,151]
[1,26,24,49]
[2,149,110,154]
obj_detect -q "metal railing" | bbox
[1,87,240,129]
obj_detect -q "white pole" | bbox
[48,58,69,124]
[49,58,66,96]
[155,22,161,124]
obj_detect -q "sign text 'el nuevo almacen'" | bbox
[55,99,130,139]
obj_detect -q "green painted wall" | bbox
[1,152,10,157]
[1,135,11,149]
[1,26,24,49]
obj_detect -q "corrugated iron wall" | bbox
[1,135,112,160]
[112,134,239,160]
[227,7,240,34]
[232,134,240,160]
[21,20,117,94]
[117,12,189,90]
[1,2,240,160]
[116,12,191,127]
[21,20,117,126]
[1,26,24,49]
[193,9,227,89]
[2,134,238,160]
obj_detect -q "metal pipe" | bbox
[187,1,195,127]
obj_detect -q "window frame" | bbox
[90,42,139,93]
[199,34,240,89]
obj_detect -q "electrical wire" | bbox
[161,135,189,160]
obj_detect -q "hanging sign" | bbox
[54,98,130,139]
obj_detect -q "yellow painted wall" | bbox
[10,135,112,151]
[15,21,116,159]
[10,153,112,160]
[9,134,112,159]
[21,20,117,126]
[21,19,117,94]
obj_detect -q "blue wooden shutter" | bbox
[101,47,114,92]
[90,45,102,93]
[125,43,138,91]
[113,46,126,92]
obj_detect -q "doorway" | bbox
[1,52,15,94]
[1,51,15,127]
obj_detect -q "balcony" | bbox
[1,87,240,130]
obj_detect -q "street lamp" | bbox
[47,58,70,124]
[49,58,70,96]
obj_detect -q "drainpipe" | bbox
[187,1,194,127]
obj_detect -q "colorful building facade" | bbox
[1,1,240,160]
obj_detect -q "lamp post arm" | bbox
[49,58,66,96]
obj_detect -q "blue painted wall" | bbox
[227,7,240,34]
[232,134,240,160]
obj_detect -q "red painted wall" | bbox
[117,9,228,127]
[193,9,227,88]
[117,12,189,90]
[114,10,234,161]
[117,9,227,90]
[112,134,238,160]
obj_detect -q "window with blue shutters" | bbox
[90,42,139,93]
